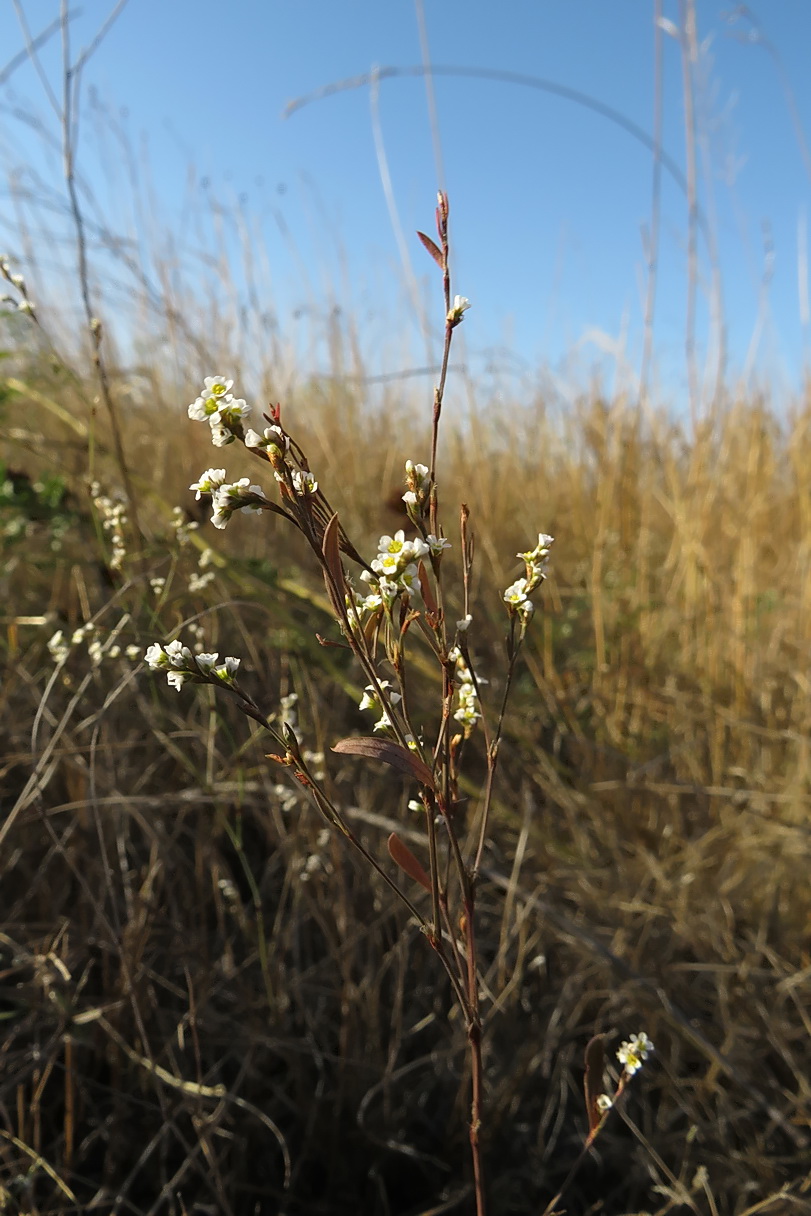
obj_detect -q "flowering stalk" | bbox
[540,1032,655,1216]
[145,197,562,1216]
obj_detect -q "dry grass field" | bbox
[2,319,811,1213]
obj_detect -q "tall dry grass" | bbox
[2,337,811,1212]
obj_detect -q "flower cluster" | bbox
[47,620,140,667]
[402,460,430,517]
[359,529,431,611]
[189,468,266,531]
[0,255,36,317]
[170,505,199,546]
[144,639,240,692]
[90,481,128,571]
[503,532,554,621]
[187,376,251,447]
[616,1032,654,1076]
[188,546,216,594]
[449,646,482,733]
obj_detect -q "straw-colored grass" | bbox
[2,333,810,1213]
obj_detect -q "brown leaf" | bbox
[321,512,343,586]
[416,231,444,270]
[321,512,346,617]
[332,736,435,789]
[387,832,432,892]
[417,560,437,614]
[583,1034,606,1134]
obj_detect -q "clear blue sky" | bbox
[2,1,811,409]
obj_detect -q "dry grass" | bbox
[1,336,811,1214]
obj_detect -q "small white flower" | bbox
[194,652,220,675]
[203,376,233,398]
[211,479,265,529]
[144,642,167,669]
[217,655,240,682]
[405,460,429,482]
[215,397,250,426]
[126,644,142,661]
[164,639,188,665]
[447,295,471,325]
[166,669,187,691]
[210,422,234,448]
[47,630,70,662]
[245,424,289,452]
[292,470,318,496]
[188,395,221,422]
[189,469,227,500]
[595,1093,613,1114]
[617,1032,654,1076]
[150,577,165,596]
[456,615,472,632]
[188,570,215,593]
[426,534,451,556]
[503,578,530,606]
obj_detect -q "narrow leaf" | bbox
[321,512,343,586]
[332,736,435,789]
[583,1034,606,1134]
[417,231,444,270]
[388,832,432,892]
[321,512,346,617]
[417,560,437,614]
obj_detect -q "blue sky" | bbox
[2,1,811,409]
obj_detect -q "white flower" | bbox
[456,615,472,632]
[447,295,471,325]
[188,395,221,422]
[210,422,235,448]
[150,577,165,596]
[359,681,401,713]
[210,479,265,529]
[126,645,142,661]
[188,570,215,593]
[144,642,169,669]
[215,397,250,426]
[164,639,189,665]
[216,655,240,682]
[292,470,318,496]
[503,578,530,606]
[189,468,227,500]
[426,534,451,556]
[203,376,233,398]
[595,1093,613,1113]
[405,460,429,483]
[47,630,70,662]
[245,424,289,452]
[167,669,187,691]
[518,533,554,563]
[194,652,220,675]
[617,1032,654,1075]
